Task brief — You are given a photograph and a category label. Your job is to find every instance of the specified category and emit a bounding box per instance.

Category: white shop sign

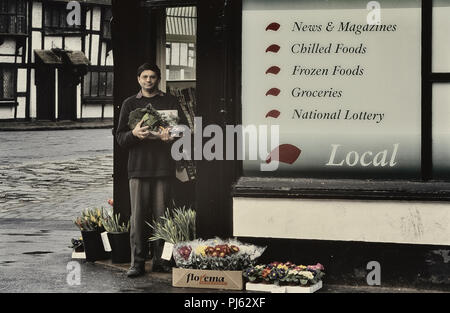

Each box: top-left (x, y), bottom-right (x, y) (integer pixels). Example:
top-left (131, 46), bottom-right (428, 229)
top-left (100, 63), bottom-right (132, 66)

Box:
top-left (242, 0), bottom-right (421, 179)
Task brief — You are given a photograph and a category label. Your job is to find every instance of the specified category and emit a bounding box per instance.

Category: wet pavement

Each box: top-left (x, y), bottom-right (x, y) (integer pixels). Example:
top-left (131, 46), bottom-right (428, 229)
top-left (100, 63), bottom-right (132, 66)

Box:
top-left (0, 129), bottom-right (113, 219)
top-left (0, 129), bottom-right (117, 292)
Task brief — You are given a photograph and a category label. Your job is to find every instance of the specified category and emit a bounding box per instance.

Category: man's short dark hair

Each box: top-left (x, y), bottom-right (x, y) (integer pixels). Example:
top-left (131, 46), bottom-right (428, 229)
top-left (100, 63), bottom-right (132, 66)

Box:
top-left (137, 63), bottom-right (161, 79)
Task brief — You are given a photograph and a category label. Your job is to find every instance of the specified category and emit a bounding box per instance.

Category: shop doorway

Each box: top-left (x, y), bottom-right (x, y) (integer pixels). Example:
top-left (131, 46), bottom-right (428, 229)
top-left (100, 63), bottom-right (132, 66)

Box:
top-left (162, 6), bottom-right (197, 209)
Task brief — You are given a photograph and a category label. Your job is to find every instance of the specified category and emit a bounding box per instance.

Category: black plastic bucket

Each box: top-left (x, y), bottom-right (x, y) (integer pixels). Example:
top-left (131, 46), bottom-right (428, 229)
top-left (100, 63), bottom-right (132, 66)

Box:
top-left (107, 232), bottom-right (131, 263)
top-left (81, 230), bottom-right (109, 262)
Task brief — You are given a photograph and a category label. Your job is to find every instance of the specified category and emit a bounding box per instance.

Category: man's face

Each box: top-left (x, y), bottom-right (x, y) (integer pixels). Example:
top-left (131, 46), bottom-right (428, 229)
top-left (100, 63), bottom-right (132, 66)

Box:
top-left (138, 70), bottom-right (160, 92)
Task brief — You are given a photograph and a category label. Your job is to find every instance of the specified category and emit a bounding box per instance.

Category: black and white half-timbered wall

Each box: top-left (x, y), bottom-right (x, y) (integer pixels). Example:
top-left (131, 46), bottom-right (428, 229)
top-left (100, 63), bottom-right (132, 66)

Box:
top-left (0, 0), bottom-right (113, 121)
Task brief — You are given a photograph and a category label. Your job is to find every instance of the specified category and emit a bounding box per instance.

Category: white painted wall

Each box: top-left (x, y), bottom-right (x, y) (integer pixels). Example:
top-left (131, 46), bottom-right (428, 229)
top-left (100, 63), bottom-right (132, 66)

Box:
top-left (55, 69), bottom-right (59, 119)
top-left (233, 197), bottom-right (450, 246)
top-left (0, 107), bottom-right (14, 119)
top-left (85, 35), bottom-right (91, 62)
top-left (0, 56), bottom-right (15, 62)
top-left (30, 69), bottom-right (36, 118)
top-left (32, 2), bottom-right (42, 28)
top-left (17, 69), bottom-right (27, 93)
top-left (0, 39), bottom-right (16, 54)
top-left (17, 97), bottom-right (26, 119)
top-left (92, 8), bottom-right (101, 31)
top-left (82, 104), bottom-right (102, 118)
top-left (44, 37), bottom-right (63, 50)
top-left (77, 84), bottom-right (81, 119)
top-left (31, 31), bottom-right (42, 62)
top-left (90, 35), bottom-right (100, 65)
top-left (65, 37), bottom-right (82, 51)
top-left (101, 43), bottom-right (106, 66)
top-left (103, 104), bottom-right (113, 118)
top-left (86, 9), bottom-right (92, 30)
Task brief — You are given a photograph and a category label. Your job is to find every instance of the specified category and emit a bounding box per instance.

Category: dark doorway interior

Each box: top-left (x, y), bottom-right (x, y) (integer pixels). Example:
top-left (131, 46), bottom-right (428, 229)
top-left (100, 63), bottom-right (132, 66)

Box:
top-left (58, 68), bottom-right (77, 120)
top-left (36, 66), bottom-right (56, 121)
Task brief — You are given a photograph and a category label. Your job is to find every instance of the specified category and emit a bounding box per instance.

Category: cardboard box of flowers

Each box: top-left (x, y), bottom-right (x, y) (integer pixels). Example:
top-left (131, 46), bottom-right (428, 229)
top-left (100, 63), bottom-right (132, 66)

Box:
top-left (243, 262), bottom-right (325, 293)
top-left (171, 238), bottom-right (266, 290)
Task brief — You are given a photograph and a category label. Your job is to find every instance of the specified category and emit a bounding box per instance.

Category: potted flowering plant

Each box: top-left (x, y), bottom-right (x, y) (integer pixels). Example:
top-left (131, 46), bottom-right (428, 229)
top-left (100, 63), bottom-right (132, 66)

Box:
top-left (171, 238), bottom-right (266, 290)
top-left (74, 207), bottom-right (109, 262)
top-left (101, 213), bottom-right (131, 264)
top-left (243, 262), bottom-right (325, 293)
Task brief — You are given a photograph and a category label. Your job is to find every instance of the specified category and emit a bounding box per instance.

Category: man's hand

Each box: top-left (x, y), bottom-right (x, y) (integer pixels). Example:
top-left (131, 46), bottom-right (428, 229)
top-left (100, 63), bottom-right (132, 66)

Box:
top-left (160, 127), bottom-right (174, 142)
top-left (132, 119), bottom-right (150, 140)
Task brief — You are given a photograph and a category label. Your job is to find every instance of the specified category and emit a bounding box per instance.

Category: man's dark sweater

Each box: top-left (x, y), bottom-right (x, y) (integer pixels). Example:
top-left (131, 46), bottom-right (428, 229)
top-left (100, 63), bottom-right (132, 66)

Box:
top-left (116, 91), bottom-right (186, 179)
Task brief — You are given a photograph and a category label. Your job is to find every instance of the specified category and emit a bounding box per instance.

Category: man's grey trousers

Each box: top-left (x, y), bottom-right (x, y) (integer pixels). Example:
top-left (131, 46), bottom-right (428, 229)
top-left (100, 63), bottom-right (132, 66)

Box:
top-left (129, 177), bottom-right (171, 268)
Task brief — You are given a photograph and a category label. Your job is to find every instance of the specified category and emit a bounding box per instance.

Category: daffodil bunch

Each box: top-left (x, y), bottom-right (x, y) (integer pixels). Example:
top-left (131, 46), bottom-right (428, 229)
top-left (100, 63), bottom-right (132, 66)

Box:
top-left (74, 207), bottom-right (108, 232)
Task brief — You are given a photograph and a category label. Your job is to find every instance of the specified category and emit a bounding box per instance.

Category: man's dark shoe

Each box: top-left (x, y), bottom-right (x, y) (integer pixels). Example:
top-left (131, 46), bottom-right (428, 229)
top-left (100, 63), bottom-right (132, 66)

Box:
top-left (127, 266), bottom-right (145, 278)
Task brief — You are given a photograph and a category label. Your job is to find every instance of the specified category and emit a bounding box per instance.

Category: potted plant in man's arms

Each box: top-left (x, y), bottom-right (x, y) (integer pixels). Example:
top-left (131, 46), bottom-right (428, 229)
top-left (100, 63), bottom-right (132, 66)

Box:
top-left (74, 208), bottom-right (109, 262)
top-left (102, 213), bottom-right (131, 264)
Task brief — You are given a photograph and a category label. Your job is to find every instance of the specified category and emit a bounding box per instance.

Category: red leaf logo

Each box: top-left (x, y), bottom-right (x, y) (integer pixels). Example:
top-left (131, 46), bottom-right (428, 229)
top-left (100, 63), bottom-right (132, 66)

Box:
top-left (265, 110), bottom-right (281, 118)
top-left (266, 22), bottom-right (280, 31)
top-left (266, 144), bottom-right (301, 164)
top-left (265, 66), bottom-right (281, 75)
top-left (266, 88), bottom-right (281, 96)
top-left (265, 44), bottom-right (281, 53)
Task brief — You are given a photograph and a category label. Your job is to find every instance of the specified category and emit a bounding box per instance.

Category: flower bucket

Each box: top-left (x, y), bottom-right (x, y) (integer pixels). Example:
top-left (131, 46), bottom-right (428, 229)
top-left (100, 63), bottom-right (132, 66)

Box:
top-left (107, 232), bottom-right (131, 263)
top-left (81, 230), bottom-right (109, 262)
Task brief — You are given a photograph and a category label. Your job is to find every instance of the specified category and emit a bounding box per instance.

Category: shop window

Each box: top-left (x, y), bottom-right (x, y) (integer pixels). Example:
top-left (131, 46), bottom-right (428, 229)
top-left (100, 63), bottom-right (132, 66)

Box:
top-left (432, 0), bottom-right (450, 72)
top-left (83, 70), bottom-right (114, 100)
top-left (44, 2), bottom-right (84, 35)
top-left (0, 0), bottom-right (27, 35)
top-left (0, 67), bottom-right (15, 100)
top-left (242, 0), bottom-right (423, 179)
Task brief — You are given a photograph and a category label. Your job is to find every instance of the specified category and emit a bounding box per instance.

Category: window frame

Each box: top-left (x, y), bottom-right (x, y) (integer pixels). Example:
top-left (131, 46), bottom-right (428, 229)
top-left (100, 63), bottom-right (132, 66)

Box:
top-left (82, 66), bottom-right (114, 105)
top-left (0, 65), bottom-right (16, 103)
top-left (166, 41), bottom-right (196, 81)
top-left (232, 0), bottom-right (450, 202)
top-left (43, 1), bottom-right (85, 36)
top-left (0, 0), bottom-right (27, 36)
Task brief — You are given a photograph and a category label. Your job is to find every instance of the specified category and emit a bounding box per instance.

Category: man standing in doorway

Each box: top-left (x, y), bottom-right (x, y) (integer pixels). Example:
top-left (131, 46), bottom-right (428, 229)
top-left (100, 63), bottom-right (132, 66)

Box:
top-left (116, 63), bottom-right (185, 277)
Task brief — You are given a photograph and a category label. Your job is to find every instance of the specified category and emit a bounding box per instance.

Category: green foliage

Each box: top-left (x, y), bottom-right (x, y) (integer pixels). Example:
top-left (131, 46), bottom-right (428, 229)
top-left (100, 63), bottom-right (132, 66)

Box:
top-left (146, 206), bottom-right (196, 244)
top-left (128, 103), bottom-right (179, 131)
top-left (101, 213), bottom-right (130, 233)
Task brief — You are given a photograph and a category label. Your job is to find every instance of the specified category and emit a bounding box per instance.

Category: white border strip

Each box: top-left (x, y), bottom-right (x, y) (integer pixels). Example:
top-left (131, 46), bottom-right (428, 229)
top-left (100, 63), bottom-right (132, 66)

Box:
top-left (233, 197), bottom-right (450, 245)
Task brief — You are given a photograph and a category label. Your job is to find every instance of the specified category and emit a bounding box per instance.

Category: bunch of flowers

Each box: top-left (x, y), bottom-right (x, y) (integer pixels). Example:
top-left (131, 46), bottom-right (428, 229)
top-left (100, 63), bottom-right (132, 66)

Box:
top-left (203, 244), bottom-right (240, 258)
top-left (74, 207), bottom-right (108, 232)
top-left (173, 238), bottom-right (266, 271)
top-left (243, 262), bottom-right (325, 286)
